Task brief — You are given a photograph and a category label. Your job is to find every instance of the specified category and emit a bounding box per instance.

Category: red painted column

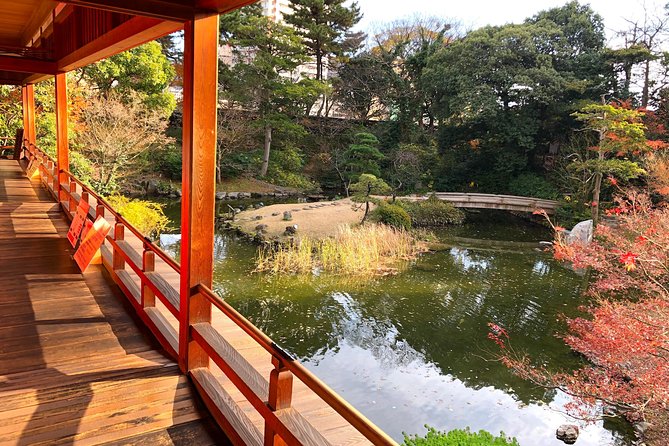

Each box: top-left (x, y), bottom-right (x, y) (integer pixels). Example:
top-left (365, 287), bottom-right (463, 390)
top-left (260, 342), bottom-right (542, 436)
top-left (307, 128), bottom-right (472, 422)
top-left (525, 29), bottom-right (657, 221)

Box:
top-left (55, 73), bottom-right (69, 202)
top-left (24, 84), bottom-right (36, 145)
top-left (179, 15), bottom-right (219, 372)
top-left (21, 85), bottom-right (36, 160)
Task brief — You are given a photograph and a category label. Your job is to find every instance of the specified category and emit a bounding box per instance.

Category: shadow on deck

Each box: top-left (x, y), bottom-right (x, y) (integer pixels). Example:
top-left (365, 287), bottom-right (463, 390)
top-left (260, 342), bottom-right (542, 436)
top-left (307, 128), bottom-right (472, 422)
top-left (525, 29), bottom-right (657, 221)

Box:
top-left (0, 159), bottom-right (227, 445)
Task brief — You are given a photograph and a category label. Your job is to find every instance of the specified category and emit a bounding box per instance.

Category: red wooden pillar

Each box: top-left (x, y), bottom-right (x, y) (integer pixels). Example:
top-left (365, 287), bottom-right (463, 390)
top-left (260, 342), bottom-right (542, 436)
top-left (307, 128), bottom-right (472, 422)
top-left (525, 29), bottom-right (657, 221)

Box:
top-left (179, 15), bottom-right (219, 373)
top-left (23, 85), bottom-right (36, 145)
top-left (55, 73), bottom-right (69, 202)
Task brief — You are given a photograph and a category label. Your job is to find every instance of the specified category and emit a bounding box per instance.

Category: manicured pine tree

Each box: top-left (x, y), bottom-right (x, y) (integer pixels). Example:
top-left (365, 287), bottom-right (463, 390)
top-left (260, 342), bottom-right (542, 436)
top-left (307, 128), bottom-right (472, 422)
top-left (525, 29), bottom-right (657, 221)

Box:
top-left (284, 0), bottom-right (362, 82)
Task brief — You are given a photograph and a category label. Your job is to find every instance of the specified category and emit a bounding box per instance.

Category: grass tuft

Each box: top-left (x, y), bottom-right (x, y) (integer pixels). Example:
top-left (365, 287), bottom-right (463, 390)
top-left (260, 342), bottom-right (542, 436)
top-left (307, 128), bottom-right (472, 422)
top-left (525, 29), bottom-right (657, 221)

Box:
top-left (255, 224), bottom-right (427, 276)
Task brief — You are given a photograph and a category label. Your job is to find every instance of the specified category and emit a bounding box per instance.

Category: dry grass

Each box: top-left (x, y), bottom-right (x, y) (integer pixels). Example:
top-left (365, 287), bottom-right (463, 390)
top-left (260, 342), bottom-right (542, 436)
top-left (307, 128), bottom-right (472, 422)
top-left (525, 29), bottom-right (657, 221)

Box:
top-left (255, 224), bottom-right (427, 276)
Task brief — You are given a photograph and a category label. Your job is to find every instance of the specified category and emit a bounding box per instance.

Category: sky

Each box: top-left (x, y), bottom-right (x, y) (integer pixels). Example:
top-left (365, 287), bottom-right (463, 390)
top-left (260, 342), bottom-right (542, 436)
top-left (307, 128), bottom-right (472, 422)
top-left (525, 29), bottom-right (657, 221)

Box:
top-left (355, 0), bottom-right (666, 42)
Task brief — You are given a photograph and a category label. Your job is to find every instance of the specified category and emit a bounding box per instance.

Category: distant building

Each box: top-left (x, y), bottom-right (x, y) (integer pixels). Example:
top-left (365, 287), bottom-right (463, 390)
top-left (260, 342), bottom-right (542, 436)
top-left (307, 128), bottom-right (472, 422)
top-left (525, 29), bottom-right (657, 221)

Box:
top-left (260, 0), bottom-right (292, 23)
top-left (220, 0), bottom-right (343, 117)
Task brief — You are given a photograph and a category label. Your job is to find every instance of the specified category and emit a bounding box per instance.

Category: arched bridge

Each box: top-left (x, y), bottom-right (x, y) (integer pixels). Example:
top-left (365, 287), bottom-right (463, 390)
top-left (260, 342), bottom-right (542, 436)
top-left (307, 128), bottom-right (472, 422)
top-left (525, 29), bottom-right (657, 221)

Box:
top-left (409, 193), bottom-right (559, 214)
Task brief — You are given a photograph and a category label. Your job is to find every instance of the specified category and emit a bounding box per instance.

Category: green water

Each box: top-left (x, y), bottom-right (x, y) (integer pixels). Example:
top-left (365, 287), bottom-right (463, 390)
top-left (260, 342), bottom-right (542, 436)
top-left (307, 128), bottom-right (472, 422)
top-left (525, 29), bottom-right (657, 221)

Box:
top-left (160, 202), bottom-right (633, 445)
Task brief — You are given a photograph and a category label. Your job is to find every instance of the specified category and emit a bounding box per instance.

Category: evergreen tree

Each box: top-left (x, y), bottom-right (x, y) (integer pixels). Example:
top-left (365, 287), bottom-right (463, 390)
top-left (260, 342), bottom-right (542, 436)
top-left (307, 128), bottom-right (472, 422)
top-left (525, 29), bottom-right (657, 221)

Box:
top-left (284, 0), bottom-right (362, 82)
top-left (219, 5), bottom-right (325, 177)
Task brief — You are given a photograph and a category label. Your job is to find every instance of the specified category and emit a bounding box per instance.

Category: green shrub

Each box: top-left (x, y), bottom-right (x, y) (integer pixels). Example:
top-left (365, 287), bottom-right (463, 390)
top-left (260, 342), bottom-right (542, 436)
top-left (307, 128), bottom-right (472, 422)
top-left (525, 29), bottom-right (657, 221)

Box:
top-left (403, 426), bottom-right (520, 446)
top-left (69, 151), bottom-right (94, 186)
top-left (106, 195), bottom-right (170, 238)
top-left (398, 195), bottom-right (465, 226)
top-left (156, 144), bottom-right (182, 180)
top-left (508, 173), bottom-right (558, 200)
top-left (374, 203), bottom-right (412, 230)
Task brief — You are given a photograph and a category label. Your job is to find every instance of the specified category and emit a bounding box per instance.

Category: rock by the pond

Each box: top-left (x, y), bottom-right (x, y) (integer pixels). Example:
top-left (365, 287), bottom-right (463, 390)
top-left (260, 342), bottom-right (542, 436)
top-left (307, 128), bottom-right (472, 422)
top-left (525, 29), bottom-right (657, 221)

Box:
top-left (283, 211), bottom-right (292, 221)
top-left (227, 192), bottom-right (239, 199)
top-left (255, 224), bottom-right (268, 232)
top-left (215, 192), bottom-right (226, 200)
top-left (556, 424), bottom-right (579, 444)
top-left (272, 212), bottom-right (280, 217)
top-left (238, 192), bottom-right (251, 199)
top-left (567, 219), bottom-right (593, 245)
top-left (634, 421), bottom-right (652, 435)
top-left (143, 179), bottom-right (159, 195)
top-left (233, 208), bottom-right (241, 214)
top-left (284, 224), bottom-right (298, 235)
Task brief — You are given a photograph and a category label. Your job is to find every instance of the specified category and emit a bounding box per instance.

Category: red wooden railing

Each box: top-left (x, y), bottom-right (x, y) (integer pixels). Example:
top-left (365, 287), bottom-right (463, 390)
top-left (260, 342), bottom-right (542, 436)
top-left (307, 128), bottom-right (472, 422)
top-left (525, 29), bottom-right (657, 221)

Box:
top-left (21, 139), bottom-right (397, 446)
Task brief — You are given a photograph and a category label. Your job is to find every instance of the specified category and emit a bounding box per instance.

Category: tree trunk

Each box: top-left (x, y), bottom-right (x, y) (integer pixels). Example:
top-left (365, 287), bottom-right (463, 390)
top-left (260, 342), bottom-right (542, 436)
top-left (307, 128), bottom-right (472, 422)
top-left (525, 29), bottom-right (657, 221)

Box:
top-left (260, 124), bottom-right (272, 177)
top-left (592, 168), bottom-right (603, 226)
top-left (642, 58), bottom-right (651, 107)
top-left (316, 51), bottom-right (323, 81)
top-left (592, 122), bottom-right (606, 225)
top-left (361, 183), bottom-right (372, 224)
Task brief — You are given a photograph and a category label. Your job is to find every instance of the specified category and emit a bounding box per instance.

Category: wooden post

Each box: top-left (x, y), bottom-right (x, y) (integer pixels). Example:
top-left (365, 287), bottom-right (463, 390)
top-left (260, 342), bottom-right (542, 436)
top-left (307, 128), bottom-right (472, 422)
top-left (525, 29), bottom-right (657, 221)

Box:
top-left (55, 73), bottom-right (69, 203)
top-left (113, 222), bottom-right (125, 271)
top-left (142, 249), bottom-right (155, 308)
top-left (69, 180), bottom-right (77, 212)
top-left (179, 15), bottom-right (219, 373)
top-left (265, 357), bottom-right (294, 446)
top-left (96, 202), bottom-right (105, 219)
top-left (21, 86), bottom-right (35, 148)
top-left (26, 86), bottom-right (35, 146)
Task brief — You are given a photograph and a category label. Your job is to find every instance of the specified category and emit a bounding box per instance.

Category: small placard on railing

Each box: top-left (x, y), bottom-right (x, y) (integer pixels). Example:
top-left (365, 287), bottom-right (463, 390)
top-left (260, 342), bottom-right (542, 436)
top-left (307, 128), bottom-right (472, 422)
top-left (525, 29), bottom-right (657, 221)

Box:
top-left (67, 200), bottom-right (91, 247)
top-left (74, 216), bottom-right (111, 272)
top-left (26, 159), bottom-right (38, 179)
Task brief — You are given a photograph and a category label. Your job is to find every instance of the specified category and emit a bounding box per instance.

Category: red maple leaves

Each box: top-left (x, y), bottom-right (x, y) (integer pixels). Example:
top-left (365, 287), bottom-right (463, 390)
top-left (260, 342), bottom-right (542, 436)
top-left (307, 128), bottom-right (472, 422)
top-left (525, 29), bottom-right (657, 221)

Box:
top-left (493, 190), bottom-right (669, 426)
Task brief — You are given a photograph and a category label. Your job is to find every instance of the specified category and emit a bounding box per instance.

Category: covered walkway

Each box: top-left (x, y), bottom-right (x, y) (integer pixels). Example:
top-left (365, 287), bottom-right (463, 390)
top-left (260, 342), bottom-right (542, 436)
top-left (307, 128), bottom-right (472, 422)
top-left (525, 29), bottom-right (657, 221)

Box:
top-left (0, 159), bottom-right (223, 445)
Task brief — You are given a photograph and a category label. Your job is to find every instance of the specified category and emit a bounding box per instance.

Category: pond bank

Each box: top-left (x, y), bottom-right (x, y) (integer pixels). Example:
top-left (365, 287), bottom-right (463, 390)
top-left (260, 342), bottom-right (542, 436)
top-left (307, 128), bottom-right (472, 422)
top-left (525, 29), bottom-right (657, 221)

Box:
top-left (231, 198), bottom-right (372, 241)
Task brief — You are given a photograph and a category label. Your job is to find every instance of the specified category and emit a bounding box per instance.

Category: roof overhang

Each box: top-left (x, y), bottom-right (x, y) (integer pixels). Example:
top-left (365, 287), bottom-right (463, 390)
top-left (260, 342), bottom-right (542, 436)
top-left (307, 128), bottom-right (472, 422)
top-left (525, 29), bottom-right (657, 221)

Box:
top-left (0, 0), bottom-right (256, 85)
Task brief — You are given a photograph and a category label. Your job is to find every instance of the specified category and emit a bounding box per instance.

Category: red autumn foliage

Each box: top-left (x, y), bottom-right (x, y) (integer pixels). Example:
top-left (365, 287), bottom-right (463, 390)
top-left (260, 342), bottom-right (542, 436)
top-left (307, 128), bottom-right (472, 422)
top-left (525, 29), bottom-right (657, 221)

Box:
top-left (494, 190), bottom-right (669, 427)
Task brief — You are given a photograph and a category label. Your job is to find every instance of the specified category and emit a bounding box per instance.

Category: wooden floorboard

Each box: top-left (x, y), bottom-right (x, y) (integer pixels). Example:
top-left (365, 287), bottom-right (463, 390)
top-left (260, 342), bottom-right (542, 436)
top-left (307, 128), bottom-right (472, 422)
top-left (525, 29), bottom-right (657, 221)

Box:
top-left (0, 160), bottom-right (226, 446)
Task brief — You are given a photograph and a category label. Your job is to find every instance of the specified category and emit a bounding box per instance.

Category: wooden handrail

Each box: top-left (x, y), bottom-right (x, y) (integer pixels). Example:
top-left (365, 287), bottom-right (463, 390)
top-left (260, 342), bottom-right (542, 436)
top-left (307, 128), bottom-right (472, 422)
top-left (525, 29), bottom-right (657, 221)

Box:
top-left (60, 168), bottom-right (180, 273)
top-left (196, 283), bottom-right (397, 446)
top-left (26, 141), bottom-right (397, 446)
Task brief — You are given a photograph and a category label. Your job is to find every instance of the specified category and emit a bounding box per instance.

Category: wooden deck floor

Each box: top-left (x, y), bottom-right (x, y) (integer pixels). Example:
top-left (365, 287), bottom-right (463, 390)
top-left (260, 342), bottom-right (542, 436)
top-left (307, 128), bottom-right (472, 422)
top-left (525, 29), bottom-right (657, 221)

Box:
top-left (0, 160), bottom-right (226, 445)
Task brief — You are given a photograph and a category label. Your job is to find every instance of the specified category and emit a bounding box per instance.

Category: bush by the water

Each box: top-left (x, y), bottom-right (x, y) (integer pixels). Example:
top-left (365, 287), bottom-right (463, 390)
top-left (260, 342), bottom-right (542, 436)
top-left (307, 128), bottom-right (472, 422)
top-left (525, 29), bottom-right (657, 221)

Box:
top-left (105, 195), bottom-right (170, 238)
top-left (255, 224), bottom-right (427, 276)
top-left (507, 173), bottom-right (558, 200)
top-left (373, 203), bottom-right (412, 230)
top-left (402, 426), bottom-right (519, 446)
top-left (398, 195), bottom-right (465, 226)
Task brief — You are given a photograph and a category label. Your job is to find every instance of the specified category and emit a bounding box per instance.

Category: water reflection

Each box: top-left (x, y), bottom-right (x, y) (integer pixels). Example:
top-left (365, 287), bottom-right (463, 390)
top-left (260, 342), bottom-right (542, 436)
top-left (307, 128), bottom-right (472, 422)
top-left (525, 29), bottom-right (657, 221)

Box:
top-left (158, 204), bottom-right (632, 444)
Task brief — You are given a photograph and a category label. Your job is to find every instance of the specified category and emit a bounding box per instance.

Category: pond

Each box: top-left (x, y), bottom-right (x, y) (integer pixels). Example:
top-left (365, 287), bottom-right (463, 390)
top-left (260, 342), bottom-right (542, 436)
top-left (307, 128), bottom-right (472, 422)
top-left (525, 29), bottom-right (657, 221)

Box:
top-left (159, 200), bottom-right (633, 445)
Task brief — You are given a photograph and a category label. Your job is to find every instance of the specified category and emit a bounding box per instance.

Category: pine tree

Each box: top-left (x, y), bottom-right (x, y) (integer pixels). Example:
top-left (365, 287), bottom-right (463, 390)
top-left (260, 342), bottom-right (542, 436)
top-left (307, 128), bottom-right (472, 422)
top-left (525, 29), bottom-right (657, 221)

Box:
top-left (284, 0), bottom-right (362, 82)
top-left (219, 5), bottom-right (325, 177)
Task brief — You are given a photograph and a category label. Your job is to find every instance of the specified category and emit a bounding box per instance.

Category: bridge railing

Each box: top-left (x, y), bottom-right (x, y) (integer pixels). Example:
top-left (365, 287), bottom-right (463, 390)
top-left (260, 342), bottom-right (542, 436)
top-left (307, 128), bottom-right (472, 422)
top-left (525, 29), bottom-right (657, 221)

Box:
top-left (402, 192), bottom-right (558, 213)
top-left (21, 139), bottom-right (396, 446)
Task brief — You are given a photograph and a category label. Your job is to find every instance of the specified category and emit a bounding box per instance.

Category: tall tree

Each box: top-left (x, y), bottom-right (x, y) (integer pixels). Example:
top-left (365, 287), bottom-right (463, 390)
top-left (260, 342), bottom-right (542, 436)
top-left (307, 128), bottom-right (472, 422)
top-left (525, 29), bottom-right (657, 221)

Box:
top-left (284, 0), bottom-right (362, 82)
top-left (424, 3), bottom-right (608, 191)
top-left (219, 6), bottom-right (324, 177)
top-left (571, 103), bottom-right (649, 224)
top-left (614, 3), bottom-right (669, 107)
top-left (81, 41), bottom-right (176, 117)
top-left (0, 86), bottom-right (23, 138)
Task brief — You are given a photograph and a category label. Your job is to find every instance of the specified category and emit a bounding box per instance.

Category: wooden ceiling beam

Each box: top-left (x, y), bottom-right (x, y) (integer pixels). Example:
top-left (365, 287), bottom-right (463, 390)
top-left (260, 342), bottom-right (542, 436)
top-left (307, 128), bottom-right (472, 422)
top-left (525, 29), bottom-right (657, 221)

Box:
top-left (55, 0), bottom-right (259, 21)
top-left (55, 0), bottom-right (199, 21)
top-left (0, 55), bottom-right (56, 74)
top-left (57, 16), bottom-right (182, 72)
top-left (23, 73), bottom-right (53, 85)
top-left (195, 0), bottom-right (258, 15)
